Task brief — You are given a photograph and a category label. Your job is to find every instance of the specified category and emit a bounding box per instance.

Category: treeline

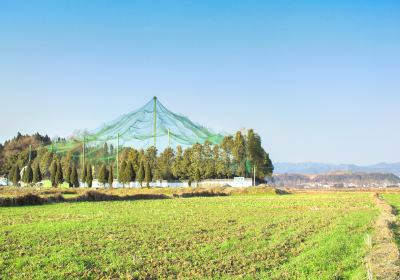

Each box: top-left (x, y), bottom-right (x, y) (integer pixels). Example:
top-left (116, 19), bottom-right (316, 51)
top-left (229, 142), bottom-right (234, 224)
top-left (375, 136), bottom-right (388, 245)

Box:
top-left (4, 129), bottom-right (273, 187)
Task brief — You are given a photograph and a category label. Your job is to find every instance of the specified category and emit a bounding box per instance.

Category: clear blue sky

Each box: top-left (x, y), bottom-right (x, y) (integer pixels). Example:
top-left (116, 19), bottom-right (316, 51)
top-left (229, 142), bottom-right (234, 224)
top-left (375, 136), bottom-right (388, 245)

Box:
top-left (0, 0), bottom-right (399, 165)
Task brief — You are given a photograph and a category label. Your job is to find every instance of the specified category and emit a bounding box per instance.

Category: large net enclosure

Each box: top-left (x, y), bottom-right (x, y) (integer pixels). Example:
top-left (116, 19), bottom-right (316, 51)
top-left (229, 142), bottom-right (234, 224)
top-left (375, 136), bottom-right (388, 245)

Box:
top-left (48, 97), bottom-right (225, 166)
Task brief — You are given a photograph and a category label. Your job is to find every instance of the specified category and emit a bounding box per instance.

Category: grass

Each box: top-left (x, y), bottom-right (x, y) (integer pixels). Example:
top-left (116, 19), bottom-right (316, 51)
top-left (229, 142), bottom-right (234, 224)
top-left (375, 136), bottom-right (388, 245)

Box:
top-left (0, 192), bottom-right (378, 279)
top-left (381, 194), bottom-right (400, 246)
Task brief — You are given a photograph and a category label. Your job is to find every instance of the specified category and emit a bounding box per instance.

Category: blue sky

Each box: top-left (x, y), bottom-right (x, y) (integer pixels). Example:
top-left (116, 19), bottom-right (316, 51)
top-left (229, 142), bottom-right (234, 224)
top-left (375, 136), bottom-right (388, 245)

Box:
top-left (0, 0), bottom-right (399, 164)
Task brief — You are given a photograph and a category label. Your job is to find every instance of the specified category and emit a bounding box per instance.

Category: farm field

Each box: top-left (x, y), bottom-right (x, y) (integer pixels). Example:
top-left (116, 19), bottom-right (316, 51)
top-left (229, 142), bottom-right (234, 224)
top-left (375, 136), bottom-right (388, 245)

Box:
top-left (0, 192), bottom-right (379, 279)
top-left (381, 194), bottom-right (400, 247)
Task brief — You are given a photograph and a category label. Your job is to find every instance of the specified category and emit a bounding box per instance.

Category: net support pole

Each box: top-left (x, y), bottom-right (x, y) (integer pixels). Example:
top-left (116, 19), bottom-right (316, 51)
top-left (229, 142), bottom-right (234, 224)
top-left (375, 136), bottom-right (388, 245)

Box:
top-left (82, 137), bottom-right (86, 169)
top-left (28, 144), bottom-right (32, 162)
top-left (253, 164), bottom-right (256, 186)
top-left (116, 133), bottom-right (119, 181)
top-left (153, 96), bottom-right (157, 148)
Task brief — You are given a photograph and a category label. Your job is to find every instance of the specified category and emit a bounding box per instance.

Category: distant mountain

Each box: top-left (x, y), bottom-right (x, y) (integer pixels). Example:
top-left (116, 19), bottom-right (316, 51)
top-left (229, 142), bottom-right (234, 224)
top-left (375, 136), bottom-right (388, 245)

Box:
top-left (274, 162), bottom-right (400, 176)
top-left (272, 172), bottom-right (400, 188)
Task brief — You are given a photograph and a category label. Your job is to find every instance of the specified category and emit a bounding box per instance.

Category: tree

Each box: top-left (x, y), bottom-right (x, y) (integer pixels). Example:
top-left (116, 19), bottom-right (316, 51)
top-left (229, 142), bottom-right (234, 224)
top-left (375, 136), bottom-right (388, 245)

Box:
top-left (125, 161), bottom-right (136, 183)
top-left (172, 146), bottom-right (183, 180)
top-left (108, 164), bottom-right (114, 188)
top-left (86, 164), bottom-right (93, 188)
top-left (145, 161), bottom-right (152, 187)
top-left (22, 162), bottom-right (33, 184)
top-left (50, 160), bottom-right (57, 187)
top-left (55, 162), bottom-right (64, 187)
top-left (232, 131), bottom-right (246, 177)
top-left (157, 147), bottom-right (175, 180)
top-left (137, 160), bottom-right (145, 187)
top-left (12, 164), bottom-right (21, 186)
top-left (70, 164), bottom-right (79, 188)
top-left (81, 164), bottom-right (87, 187)
top-left (8, 165), bottom-right (16, 184)
top-left (119, 161), bottom-right (127, 186)
top-left (109, 144), bottom-right (114, 159)
top-left (202, 141), bottom-right (214, 179)
top-left (65, 164), bottom-right (72, 188)
top-left (103, 142), bottom-right (109, 163)
top-left (213, 145), bottom-right (225, 179)
top-left (39, 150), bottom-right (53, 179)
top-left (189, 143), bottom-right (203, 183)
top-left (32, 163), bottom-right (42, 184)
top-left (98, 164), bottom-right (108, 187)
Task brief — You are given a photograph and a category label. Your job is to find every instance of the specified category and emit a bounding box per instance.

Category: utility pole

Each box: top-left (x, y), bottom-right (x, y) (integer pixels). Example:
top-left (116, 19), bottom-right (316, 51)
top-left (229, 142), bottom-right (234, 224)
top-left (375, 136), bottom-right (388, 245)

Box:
top-left (154, 96), bottom-right (157, 148)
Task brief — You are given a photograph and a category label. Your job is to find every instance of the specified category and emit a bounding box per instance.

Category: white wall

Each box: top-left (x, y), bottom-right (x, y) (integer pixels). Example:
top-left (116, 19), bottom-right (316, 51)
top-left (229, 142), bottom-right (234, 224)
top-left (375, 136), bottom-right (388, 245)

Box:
top-left (89, 178), bottom-right (253, 189)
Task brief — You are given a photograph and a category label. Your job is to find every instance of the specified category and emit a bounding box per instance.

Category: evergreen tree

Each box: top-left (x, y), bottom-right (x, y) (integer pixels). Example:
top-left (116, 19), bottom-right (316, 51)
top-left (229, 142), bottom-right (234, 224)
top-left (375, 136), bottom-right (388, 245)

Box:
top-left (157, 147), bottom-right (175, 180)
top-left (232, 131), bottom-right (246, 177)
top-left (70, 164), bottom-right (79, 188)
top-left (213, 145), bottom-right (225, 179)
top-left (202, 141), bottom-right (214, 179)
top-left (86, 164), bottom-right (93, 188)
top-left (108, 164), bottom-right (114, 188)
top-left (103, 143), bottom-right (109, 163)
top-left (65, 164), bottom-right (72, 188)
top-left (126, 161), bottom-right (136, 183)
top-left (145, 161), bottom-right (152, 187)
top-left (109, 144), bottom-right (114, 158)
top-left (55, 162), bottom-right (64, 187)
top-left (8, 165), bottom-right (16, 184)
top-left (32, 163), bottom-right (42, 184)
top-left (39, 150), bottom-right (53, 179)
top-left (22, 162), bottom-right (33, 184)
top-left (12, 164), bottom-right (21, 186)
top-left (137, 160), bottom-right (145, 187)
top-left (172, 146), bottom-right (183, 180)
top-left (119, 161), bottom-right (127, 186)
top-left (50, 160), bottom-right (57, 187)
top-left (81, 164), bottom-right (87, 186)
top-left (98, 164), bottom-right (108, 187)
top-left (189, 143), bottom-right (203, 182)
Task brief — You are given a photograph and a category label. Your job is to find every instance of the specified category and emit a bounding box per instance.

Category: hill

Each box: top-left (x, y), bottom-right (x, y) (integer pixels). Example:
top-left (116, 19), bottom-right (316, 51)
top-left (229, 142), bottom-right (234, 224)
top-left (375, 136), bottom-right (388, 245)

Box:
top-left (274, 162), bottom-right (400, 176)
top-left (273, 172), bottom-right (400, 188)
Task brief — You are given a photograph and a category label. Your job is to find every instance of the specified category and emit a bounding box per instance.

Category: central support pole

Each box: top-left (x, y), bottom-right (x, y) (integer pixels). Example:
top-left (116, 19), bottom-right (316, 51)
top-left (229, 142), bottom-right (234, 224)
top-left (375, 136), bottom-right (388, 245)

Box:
top-left (153, 96), bottom-right (157, 148)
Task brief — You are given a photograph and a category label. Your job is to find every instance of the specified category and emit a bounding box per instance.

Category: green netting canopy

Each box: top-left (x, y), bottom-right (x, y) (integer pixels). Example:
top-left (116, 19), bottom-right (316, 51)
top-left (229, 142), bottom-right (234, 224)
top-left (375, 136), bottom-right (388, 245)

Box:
top-left (48, 97), bottom-right (225, 162)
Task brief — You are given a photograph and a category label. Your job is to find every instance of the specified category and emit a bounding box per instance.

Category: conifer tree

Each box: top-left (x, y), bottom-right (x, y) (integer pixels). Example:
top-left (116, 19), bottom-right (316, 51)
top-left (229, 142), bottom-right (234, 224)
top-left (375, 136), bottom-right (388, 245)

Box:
top-left (108, 164), bottom-right (114, 188)
top-left (55, 162), bottom-right (64, 187)
top-left (98, 164), bottom-right (108, 187)
top-left (126, 161), bottom-right (136, 183)
top-left (119, 161), bottom-right (127, 186)
top-left (232, 131), bottom-right (246, 177)
top-left (8, 165), bottom-right (16, 184)
top-left (50, 160), bottom-right (57, 187)
top-left (145, 161), bottom-right (152, 187)
top-left (137, 160), bottom-right (145, 187)
top-left (81, 164), bottom-right (87, 187)
top-left (86, 164), bottom-right (93, 188)
top-left (22, 162), bottom-right (33, 184)
top-left (12, 164), bottom-right (21, 186)
top-left (65, 164), bottom-right (72, 188)
top-left (32, 163), bottom-right (42, 184)
top-left (70, 164), bottom-right (79, 188)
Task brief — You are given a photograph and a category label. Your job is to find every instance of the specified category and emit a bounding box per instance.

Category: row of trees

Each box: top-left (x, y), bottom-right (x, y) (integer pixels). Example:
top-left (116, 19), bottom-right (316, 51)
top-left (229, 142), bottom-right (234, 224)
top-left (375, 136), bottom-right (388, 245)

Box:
top-left (4, 129), bottom-right (274, 187)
